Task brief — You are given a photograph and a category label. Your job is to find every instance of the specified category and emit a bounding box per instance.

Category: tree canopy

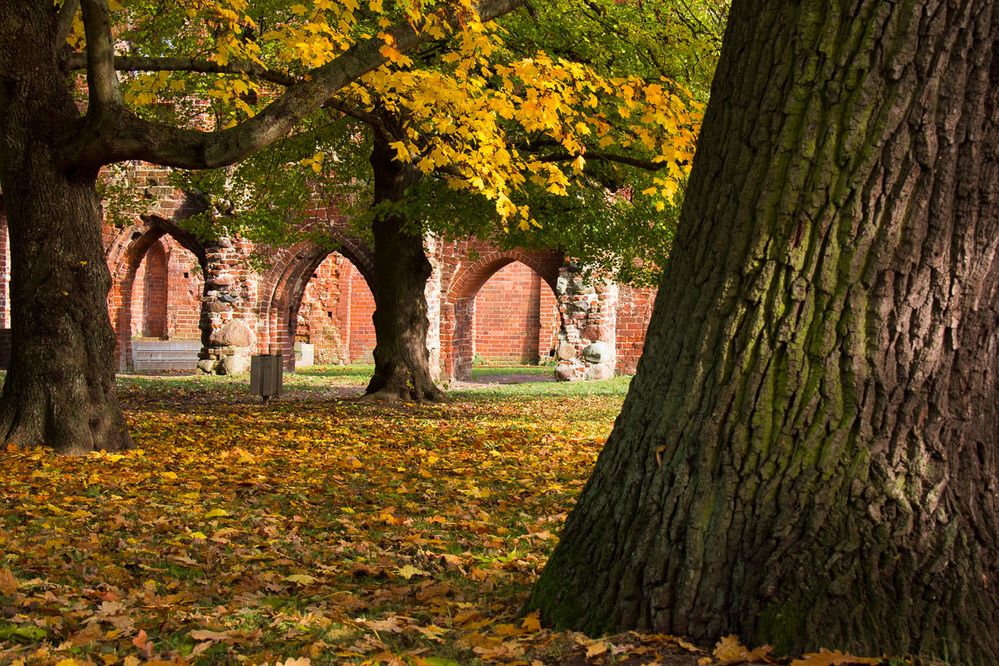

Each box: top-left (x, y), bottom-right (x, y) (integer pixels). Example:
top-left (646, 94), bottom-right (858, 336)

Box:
top-left (90, 0), bottom-right (723, 284)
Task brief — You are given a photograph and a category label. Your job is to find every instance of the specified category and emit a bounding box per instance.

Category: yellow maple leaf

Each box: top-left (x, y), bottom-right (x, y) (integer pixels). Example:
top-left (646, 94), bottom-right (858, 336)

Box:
top-left (395, 564), bottom-right (429, 579)
top-left (520, 611), bottom-right (541, 632)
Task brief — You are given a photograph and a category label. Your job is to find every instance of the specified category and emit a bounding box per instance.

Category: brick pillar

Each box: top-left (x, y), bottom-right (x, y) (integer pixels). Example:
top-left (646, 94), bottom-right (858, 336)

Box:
top-left (554, 264), bottom-right (618, 381)
top-left (451, 297), bottom-right (475, 380)
top-left (425, 233), bottom-right (443, 381)
top-left (198, 236), bottom-right (258, 374)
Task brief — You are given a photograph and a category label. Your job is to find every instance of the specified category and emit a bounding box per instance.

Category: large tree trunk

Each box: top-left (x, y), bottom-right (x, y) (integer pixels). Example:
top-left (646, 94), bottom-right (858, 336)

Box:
top-left (530, 1), bottom-right (999, 663)
top-left (364, 136), bottom-right (445, 402)
top-left (0, 5), bottom-right (132, 453)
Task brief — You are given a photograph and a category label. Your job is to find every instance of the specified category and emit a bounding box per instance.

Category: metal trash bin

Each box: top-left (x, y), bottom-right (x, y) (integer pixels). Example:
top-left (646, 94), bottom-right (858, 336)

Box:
top-left (250, 354), bottom-right (283, 403)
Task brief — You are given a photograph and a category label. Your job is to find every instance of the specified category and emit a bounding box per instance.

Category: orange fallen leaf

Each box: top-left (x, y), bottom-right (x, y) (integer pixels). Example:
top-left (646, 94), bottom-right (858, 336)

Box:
top-left (714, 634), bottom-right (774, 664)
top-left (132, 629), bottom-right (154, 659)
top-left (0, 568), bottom-right (17, 595)
top-left (791, 648), bottom-right (881, 666)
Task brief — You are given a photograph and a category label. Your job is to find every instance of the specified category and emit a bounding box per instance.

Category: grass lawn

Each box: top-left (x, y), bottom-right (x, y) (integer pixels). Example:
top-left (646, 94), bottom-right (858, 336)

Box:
top-left (0, 368), bottom-right (885, 665)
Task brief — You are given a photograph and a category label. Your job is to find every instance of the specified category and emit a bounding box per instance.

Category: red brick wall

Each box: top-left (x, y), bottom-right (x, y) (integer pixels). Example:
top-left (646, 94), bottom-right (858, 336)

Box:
top-left (346, 262), bottom-right (376, 363)
top-left (473, 262), bottom-right (558, 364)
top-left (128, 237), bottom-right (202, 340)
top-left (538, 282), bottom-right (559, 362)
top-left (297, 253), bottom-right (347, 363)
top-left (164, 239), bottom-right (203, 339)
top-left (131, 240), bottom-right (167, 338)
top-left (615, 284), bottom-right (657, 374)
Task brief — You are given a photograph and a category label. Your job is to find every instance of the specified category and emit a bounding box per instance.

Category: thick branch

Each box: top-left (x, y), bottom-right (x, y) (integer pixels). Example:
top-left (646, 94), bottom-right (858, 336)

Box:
top-left (539, 150), bottom-right (671, 171)
top-left (66, 54), bottom-right (301, 87)
top-left (80, 0), bottom-right (122, 117)
top-left (65, 54), bottom-right (384, 125)
top-left (56, 0), bottom-right (80, 48)
top-left (76, 0), bottom-right (524, 170)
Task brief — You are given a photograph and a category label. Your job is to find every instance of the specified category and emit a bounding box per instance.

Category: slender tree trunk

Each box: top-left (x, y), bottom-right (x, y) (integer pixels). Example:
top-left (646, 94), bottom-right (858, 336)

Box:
top-left (530, 1), bottom-right (999, 664)
top-left (0, 6), bottom-right (132, 453)
top-left (364, 136), bottom-right (445, 402)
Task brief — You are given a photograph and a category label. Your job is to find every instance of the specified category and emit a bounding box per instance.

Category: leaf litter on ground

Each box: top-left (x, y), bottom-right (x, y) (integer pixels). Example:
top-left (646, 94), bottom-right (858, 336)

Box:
top-left (0, 370), bottom-right (895, 665)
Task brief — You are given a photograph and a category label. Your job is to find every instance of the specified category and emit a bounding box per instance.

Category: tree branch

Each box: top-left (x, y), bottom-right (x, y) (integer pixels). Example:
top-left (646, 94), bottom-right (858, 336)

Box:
top-left (75, 0), bottom-right (524, 170)
top-left (539, 150), bottom-right (672, 171)
top-left (66, 54), bottom-right (301, 87)
top-left (80, 0), bottom-right (122, 117)
top-left (55, 0), bottom-right (80, 48)
top-left (65, 54), bottom-right (385, 125)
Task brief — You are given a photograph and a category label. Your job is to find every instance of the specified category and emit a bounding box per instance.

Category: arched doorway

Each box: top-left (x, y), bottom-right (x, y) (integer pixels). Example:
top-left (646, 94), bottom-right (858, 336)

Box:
top-left (296, 252), bottom-right (376, 365)
top-left (108, 221), bottom-right (206, 372)
top-left (473, 261), bottom-right (559, 365)
top-left (443, 249), bottom-right (563, 380)
top-left (256, 236), bottom-right (375, 370)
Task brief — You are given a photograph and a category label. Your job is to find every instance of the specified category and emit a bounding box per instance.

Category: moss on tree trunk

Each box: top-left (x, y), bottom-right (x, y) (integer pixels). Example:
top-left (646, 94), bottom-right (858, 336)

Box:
top-left (529, 1), bottom-right (999, 663)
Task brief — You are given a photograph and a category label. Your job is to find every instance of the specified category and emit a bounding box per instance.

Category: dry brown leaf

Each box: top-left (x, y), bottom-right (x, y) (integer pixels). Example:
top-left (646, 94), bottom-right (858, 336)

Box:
top-left (356, 616), bottom-right (407, 633)
top-left (188, 629), bottom-right (234, 641)
top-left (0, 568), bottom-right (17, 595)
top-left (586, 640), bottom-right (610, 657)
top-left (791, 648), bottom-right (881, 666)
top-left (714, 634), bottom-right (774, 664)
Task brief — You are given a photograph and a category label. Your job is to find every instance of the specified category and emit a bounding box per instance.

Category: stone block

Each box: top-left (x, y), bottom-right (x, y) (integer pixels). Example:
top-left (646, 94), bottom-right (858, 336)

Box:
top-left (210, 320), bottom-right (253, 348)
top-left (582, 341), bottom-right (612, 364)
top-left (586, 364), bottom-right (614, 381)
top-left (556, 364), bottom-right (577, 381)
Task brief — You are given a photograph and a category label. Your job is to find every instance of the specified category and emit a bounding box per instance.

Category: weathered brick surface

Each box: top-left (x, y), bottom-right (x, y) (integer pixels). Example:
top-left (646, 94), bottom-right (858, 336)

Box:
top-left (615, 284), bottom-right (657, 375)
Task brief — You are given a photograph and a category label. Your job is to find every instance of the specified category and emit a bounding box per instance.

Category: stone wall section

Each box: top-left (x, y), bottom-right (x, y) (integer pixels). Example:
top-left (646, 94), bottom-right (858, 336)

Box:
top-left (554, 265), bottom-right (618, 381)
top-left (199, 236), bottom-right (257, 374)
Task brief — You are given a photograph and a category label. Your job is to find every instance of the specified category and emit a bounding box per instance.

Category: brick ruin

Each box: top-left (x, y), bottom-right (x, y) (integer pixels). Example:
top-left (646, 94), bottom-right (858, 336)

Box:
top-left (0, 168), bottom-right (658, 381)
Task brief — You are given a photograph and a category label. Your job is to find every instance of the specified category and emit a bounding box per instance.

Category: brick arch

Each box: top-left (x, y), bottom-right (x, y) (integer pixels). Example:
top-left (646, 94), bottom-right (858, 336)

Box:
top-left (107, 219), bottom-right (207, 371)
top-left (255, 235), bottom-right (374, 370)
top-left (443, 249), bottom-right (564, 380)
top-left (447, 250), bottom-right (562, 302)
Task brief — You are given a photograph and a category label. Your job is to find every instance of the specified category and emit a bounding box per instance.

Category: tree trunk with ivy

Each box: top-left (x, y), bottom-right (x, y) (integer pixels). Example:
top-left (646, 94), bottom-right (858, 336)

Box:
top-left (530, 1), bottom-right (999, 663)
top-left (364, 136), bottom-right (445, 402)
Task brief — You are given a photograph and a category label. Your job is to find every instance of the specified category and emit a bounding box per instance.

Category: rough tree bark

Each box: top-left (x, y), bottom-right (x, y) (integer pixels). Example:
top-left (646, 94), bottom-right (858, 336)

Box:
top-left (530, 1), bottom-right (999, 663)
top-left (364, 136), bottom-right (446, 402)
top-left (0, 6), bottom-right (131, 453)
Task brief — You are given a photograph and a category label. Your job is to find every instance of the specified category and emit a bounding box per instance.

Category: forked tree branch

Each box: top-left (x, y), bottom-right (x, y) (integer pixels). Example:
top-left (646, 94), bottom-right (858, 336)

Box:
top-left (72, 0), bottom-right (524, 169)
top-left (64, 54), bottom-right (384, 126)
